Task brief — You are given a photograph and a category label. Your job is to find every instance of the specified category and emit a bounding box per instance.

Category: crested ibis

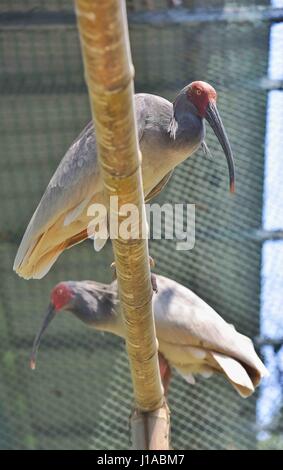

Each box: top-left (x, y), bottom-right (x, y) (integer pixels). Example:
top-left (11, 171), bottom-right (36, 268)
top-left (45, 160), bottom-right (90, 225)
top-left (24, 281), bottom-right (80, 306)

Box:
top-left (14, 81), bottom-right (235, 280)
top-left (30, 275), bottom-right (267, 398)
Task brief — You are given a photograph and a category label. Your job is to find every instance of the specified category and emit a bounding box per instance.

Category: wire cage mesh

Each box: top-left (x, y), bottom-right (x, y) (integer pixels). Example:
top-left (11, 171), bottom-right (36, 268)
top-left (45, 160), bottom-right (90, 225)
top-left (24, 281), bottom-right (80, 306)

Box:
top-left (0, 0), bottom-right (282, 450)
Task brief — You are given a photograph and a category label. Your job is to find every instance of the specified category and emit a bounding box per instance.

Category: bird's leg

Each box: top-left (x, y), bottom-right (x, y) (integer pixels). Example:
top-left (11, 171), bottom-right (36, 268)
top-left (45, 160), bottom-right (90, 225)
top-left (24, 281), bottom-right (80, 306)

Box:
top-left (158, 352), bottom-right (172, 396)
top-left (201, 141), bottom-right (213, 159)
top-left (151, 274), bottom-right (158, 294)
top-left (111, 255), bottom-right (158, 294)
top-left (149, 256), bottom-right (158, 294)
top-left (110, 261), bottom-right (117, 281)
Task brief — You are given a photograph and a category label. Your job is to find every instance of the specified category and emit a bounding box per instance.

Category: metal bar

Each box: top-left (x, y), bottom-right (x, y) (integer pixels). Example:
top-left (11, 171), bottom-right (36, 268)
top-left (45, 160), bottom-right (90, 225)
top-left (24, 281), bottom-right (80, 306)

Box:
top-left (0, 78), bottom-right (270, 95)
top-left (251, 229), bottom-right (283, 242)
top-left (4, 227), bottom-right (283, 246)
top-left (255, 336), bottom-right (283, 348)
top-left (0, 6), bottom-right (283, 30)
top-left (260, 78), bottom-right (283, 91)
top-left (128, 6), bottom-right (283, 26)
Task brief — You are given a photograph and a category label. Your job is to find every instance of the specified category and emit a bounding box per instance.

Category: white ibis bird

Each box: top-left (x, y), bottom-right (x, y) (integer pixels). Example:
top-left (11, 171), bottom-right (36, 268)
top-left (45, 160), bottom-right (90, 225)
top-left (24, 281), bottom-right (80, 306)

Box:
top-left (30, 275), bottom-right (267, 398)
top-left (14, 81), bottom-right (235, 280)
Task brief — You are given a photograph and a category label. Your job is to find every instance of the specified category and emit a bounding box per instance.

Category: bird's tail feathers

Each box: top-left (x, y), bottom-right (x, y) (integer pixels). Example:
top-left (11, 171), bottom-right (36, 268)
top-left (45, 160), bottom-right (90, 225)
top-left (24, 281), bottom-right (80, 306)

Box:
top-left (14, 227), bottom-right (88, 279)
top-left (13, 210), bottom-right (40, 273)
top-left (210, 351), bottom-right (256, 398)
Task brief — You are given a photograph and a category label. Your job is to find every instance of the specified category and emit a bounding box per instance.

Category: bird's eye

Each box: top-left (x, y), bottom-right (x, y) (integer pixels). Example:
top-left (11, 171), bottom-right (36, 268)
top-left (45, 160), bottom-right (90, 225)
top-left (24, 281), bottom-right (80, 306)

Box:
top-left (196, 89), bottom-right (202, 95)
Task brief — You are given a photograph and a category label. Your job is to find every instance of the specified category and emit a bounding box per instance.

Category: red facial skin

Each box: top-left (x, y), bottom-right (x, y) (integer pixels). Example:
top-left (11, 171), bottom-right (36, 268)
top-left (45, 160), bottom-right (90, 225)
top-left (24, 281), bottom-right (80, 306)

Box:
top-left (51, 283), bottom-right (73, 310)
top-left (187, 81), bottom-right (217, 117)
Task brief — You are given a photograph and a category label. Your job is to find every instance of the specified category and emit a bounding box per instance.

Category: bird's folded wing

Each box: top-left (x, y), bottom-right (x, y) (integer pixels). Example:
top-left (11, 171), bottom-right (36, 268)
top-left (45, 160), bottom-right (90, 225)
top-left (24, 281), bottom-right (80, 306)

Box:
top-left (154, 276), bottom-right (268, 386)
top-left (145, 171), bottom-right (173, 203)
top-left (14, 95), bottom-right (149, 275)
top-left (13, 122), bottom-right (100, 270)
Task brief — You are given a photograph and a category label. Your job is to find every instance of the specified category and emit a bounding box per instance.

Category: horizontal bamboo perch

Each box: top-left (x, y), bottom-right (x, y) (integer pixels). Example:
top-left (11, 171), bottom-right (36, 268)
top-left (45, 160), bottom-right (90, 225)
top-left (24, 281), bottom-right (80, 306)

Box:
top-left (74, 0), bottom-right (170, 449)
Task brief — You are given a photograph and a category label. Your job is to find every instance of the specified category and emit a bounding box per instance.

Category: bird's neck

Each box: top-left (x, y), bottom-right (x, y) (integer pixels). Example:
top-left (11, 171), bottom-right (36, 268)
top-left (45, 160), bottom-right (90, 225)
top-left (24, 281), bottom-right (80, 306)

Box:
top-left (70, 284), bottom-right (124, 336)
top-left (95, 284), bottom-right (124, 336)
top-left (168, 95), bottom-right (203, 142)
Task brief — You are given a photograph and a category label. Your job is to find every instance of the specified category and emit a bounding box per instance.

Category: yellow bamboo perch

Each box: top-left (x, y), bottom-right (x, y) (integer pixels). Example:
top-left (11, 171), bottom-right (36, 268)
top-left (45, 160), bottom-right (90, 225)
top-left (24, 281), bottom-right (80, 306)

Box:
top-left (74, 0), bottom-right (170, 449)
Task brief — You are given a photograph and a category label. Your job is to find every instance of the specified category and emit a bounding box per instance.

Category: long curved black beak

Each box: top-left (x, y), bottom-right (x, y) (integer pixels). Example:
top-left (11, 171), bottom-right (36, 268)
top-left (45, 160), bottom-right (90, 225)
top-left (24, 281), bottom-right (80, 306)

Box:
top-left (30, 303), bottom-right (56, 370)
top-left (205, 101), bottom-right (235, 193)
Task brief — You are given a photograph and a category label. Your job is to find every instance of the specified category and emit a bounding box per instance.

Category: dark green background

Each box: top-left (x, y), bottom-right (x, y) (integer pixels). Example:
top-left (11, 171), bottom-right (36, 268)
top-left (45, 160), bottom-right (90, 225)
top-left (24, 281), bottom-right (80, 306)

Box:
top-left (0, 0), bottom-right (276, 449)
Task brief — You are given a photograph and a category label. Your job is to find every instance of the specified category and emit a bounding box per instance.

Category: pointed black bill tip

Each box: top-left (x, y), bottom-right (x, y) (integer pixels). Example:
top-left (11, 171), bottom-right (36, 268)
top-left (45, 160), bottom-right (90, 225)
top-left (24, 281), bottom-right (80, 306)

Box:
top-left (30, 303), bottom-right (56, 370)
top-left (205, 101), bottom-right (236, 194)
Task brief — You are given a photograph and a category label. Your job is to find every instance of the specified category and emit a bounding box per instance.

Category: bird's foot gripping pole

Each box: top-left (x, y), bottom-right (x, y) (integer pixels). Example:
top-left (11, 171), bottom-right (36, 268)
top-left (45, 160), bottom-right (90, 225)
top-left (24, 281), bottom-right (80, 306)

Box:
top-left (111, 256), bottom-right (158, 294)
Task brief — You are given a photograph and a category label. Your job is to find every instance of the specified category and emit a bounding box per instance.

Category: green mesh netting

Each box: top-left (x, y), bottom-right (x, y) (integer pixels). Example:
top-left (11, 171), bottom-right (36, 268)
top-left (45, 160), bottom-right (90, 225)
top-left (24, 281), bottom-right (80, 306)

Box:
top-left (0, 0), bottom-right (282, 450)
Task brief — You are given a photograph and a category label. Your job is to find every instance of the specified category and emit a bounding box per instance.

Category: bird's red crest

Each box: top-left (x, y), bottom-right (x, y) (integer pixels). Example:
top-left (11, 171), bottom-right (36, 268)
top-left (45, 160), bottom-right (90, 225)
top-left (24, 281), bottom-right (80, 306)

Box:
top-left (51, 283), bottom-right (73, 310)
top-left (187, 81), bottom-right (217, 117)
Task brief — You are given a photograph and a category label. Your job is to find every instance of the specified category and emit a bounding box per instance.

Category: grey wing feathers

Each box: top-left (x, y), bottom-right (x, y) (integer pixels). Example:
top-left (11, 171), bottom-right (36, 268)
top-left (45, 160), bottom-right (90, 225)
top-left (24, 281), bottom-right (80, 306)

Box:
top-left (154, 276), bottom-right (268, 378)
top-left (13, 122), bottom-right (100, 269)
top-left (134, 94), bottom-right (148, 141)
top-left (145, 171), bottom-right (173, 202)
top-left (14, 95), bottom-right (149, 271)
top-left (48, 121), bottom-right (97, 188)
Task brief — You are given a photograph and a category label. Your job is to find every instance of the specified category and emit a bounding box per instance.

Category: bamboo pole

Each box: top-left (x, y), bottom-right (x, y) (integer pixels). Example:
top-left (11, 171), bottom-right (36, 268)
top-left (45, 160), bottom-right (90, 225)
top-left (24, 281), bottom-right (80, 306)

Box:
top-left (74, 0), bottom-right (170, 449)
